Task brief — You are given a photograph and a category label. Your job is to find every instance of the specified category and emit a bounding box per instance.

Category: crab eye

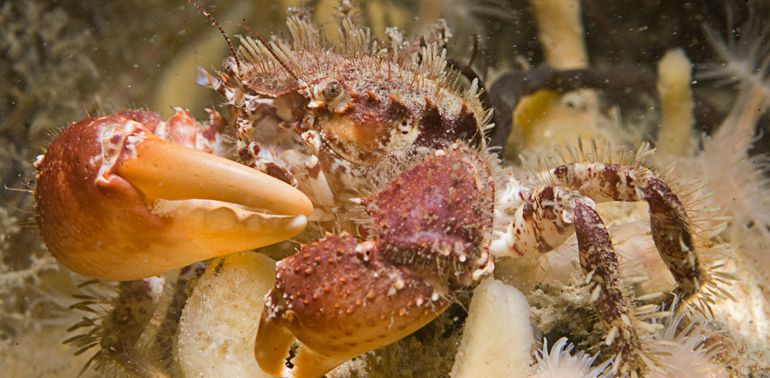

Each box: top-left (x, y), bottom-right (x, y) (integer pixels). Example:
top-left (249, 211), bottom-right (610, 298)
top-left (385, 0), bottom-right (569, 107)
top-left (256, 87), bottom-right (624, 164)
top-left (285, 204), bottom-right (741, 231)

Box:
top-left (322, 81), bottom-right (344, 101)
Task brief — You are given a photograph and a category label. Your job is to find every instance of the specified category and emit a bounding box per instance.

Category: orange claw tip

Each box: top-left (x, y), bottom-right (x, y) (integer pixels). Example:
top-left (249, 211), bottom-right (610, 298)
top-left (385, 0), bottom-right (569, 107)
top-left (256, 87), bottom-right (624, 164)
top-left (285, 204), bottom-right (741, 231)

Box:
top-left (255, 233), bottom-right (449, 377)
top-left (255, 314), bottom-right (296, 377)
top-left (34, 112), bottom-right (312, 281)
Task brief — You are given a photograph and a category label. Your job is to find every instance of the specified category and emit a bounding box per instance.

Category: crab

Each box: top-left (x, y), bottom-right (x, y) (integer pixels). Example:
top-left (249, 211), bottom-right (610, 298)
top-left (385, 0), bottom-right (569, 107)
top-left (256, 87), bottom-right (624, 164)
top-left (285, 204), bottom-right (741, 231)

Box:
top-left (33, 7), bottom-right (719, 378)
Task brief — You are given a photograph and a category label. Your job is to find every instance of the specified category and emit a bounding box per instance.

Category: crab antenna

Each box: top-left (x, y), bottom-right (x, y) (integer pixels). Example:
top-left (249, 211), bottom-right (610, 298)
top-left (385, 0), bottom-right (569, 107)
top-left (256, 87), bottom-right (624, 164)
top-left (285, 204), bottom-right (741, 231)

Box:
top-left (187, 0), bottom-right (241, 73)
top-left (241, 23), bottom-right (301, 81)
top-left (241, 24), bottom-right (301, 82)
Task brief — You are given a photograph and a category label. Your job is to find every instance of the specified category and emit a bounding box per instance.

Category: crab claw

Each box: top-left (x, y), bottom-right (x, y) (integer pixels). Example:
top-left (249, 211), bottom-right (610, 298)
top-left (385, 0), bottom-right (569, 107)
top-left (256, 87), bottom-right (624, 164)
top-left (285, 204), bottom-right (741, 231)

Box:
top-left (34, 111), bottom-right (313, 281)
top-left (255, 145), bottom-right (494, 377)
top-left (256, 233), bottom-right (451, 377)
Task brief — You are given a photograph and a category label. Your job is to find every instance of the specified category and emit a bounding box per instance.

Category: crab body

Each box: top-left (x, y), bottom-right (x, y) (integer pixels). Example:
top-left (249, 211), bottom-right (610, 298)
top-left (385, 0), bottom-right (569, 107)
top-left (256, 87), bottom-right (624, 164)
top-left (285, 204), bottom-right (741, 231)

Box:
top-left (33, 8), bottom-right (723, 378)
top-left (200, 15), bottom-right (712, 376)
top-left (198, 17), bottom-right (490, 219)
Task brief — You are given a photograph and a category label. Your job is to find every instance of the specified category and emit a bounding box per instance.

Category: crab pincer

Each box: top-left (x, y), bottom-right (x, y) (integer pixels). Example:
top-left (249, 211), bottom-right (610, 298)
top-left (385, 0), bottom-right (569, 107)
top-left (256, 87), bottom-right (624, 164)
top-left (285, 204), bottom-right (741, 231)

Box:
top-left (255, 145), bottom-right (495, 377)
top-left (34, 110), bottom-right (313, 281)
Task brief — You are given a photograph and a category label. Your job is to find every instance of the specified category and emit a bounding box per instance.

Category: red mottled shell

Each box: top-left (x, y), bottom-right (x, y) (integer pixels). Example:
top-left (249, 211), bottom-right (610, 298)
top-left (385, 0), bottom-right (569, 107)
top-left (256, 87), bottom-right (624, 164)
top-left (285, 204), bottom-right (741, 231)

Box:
top-left (266, 233), bottom-right (449, 357)
top-left (366, 146), bottom-right (495, 288)
top-left (262, 147), bottom-right (494, 365)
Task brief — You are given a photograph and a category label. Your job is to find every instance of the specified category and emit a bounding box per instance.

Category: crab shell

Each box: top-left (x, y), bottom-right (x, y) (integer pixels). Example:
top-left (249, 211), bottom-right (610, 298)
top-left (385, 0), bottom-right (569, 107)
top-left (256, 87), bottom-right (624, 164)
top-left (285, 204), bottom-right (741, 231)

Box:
top-left (199, 16), bottom-right (492, 201)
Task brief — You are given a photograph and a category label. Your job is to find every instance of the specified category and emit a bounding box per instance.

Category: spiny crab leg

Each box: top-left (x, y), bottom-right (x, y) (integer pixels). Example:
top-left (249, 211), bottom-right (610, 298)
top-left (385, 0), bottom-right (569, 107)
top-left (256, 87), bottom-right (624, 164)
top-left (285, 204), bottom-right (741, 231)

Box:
top-left (255, 145), bottom-right (494, 378)
top-left (34, 111), bottom-right (313, 281)
top-left (493, 185), bottom-right (642, 366)
top-left (496, 160), bottom-right (704, 299)
top-left (493, 159), bottom-right (707, 371)
top-left (547, 162), bottom-right (701, 297)
top-left (571, 198), bottom-right (641, 369)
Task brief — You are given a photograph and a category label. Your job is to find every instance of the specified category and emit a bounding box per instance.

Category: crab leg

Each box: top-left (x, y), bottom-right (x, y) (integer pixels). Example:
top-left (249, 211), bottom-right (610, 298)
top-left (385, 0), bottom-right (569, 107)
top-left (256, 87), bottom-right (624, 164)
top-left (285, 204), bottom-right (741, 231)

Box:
top-left (572, 197), bottom-right (641, 370)
top-left (35, 112), bottom-right (313, 281)
top-left (548, 162), bottom-right (701, 297)
top-left (256, 233), bottom-right (451, 378)
top-left (492, 186), bottom-right (577, 256)
top-left (494, 185), bottom-right (643, 369)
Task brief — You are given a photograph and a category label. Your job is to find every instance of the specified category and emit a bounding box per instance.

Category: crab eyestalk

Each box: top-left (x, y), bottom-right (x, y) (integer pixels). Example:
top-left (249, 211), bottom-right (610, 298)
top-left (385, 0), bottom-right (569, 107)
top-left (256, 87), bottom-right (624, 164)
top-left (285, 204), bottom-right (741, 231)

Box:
top-left (34, 111), bottom-right (313, 281)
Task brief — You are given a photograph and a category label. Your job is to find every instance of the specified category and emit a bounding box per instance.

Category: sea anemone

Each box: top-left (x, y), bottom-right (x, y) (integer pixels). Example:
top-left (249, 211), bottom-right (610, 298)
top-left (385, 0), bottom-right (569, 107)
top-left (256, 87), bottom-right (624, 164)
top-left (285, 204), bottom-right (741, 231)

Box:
top-left (688, 5), bottom-right (770, 268)
top-left (646, 310), bottom-right (727, 378)
top-left (699, 5), bottom-right (770, 100)
top-left (530, 337), bottom-right (611, 378)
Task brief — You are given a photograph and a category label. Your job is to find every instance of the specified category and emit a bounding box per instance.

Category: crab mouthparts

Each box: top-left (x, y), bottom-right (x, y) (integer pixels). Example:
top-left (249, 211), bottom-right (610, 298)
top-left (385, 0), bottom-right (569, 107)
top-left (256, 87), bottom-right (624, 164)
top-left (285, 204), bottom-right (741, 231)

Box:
top-left (34, 113), bottom-right (313, 281)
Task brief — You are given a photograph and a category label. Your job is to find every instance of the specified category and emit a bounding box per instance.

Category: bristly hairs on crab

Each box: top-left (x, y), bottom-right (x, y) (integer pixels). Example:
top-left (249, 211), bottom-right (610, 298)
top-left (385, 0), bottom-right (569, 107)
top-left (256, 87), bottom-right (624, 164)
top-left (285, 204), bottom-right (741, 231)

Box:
top-left (518, 139), bottom-right (735, 311)
top-left (64, 278), bottom-right (167, 377)
top-left (229, 9), bottom-right (491, 120)
top-left (509, 138), bottom-right (736, 373)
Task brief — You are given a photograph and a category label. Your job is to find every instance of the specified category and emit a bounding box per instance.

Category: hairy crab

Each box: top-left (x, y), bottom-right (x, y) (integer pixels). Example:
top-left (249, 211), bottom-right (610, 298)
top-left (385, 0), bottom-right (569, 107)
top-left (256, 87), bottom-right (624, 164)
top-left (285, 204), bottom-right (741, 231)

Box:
top-left (33, 6), bottom-right (727, 377)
